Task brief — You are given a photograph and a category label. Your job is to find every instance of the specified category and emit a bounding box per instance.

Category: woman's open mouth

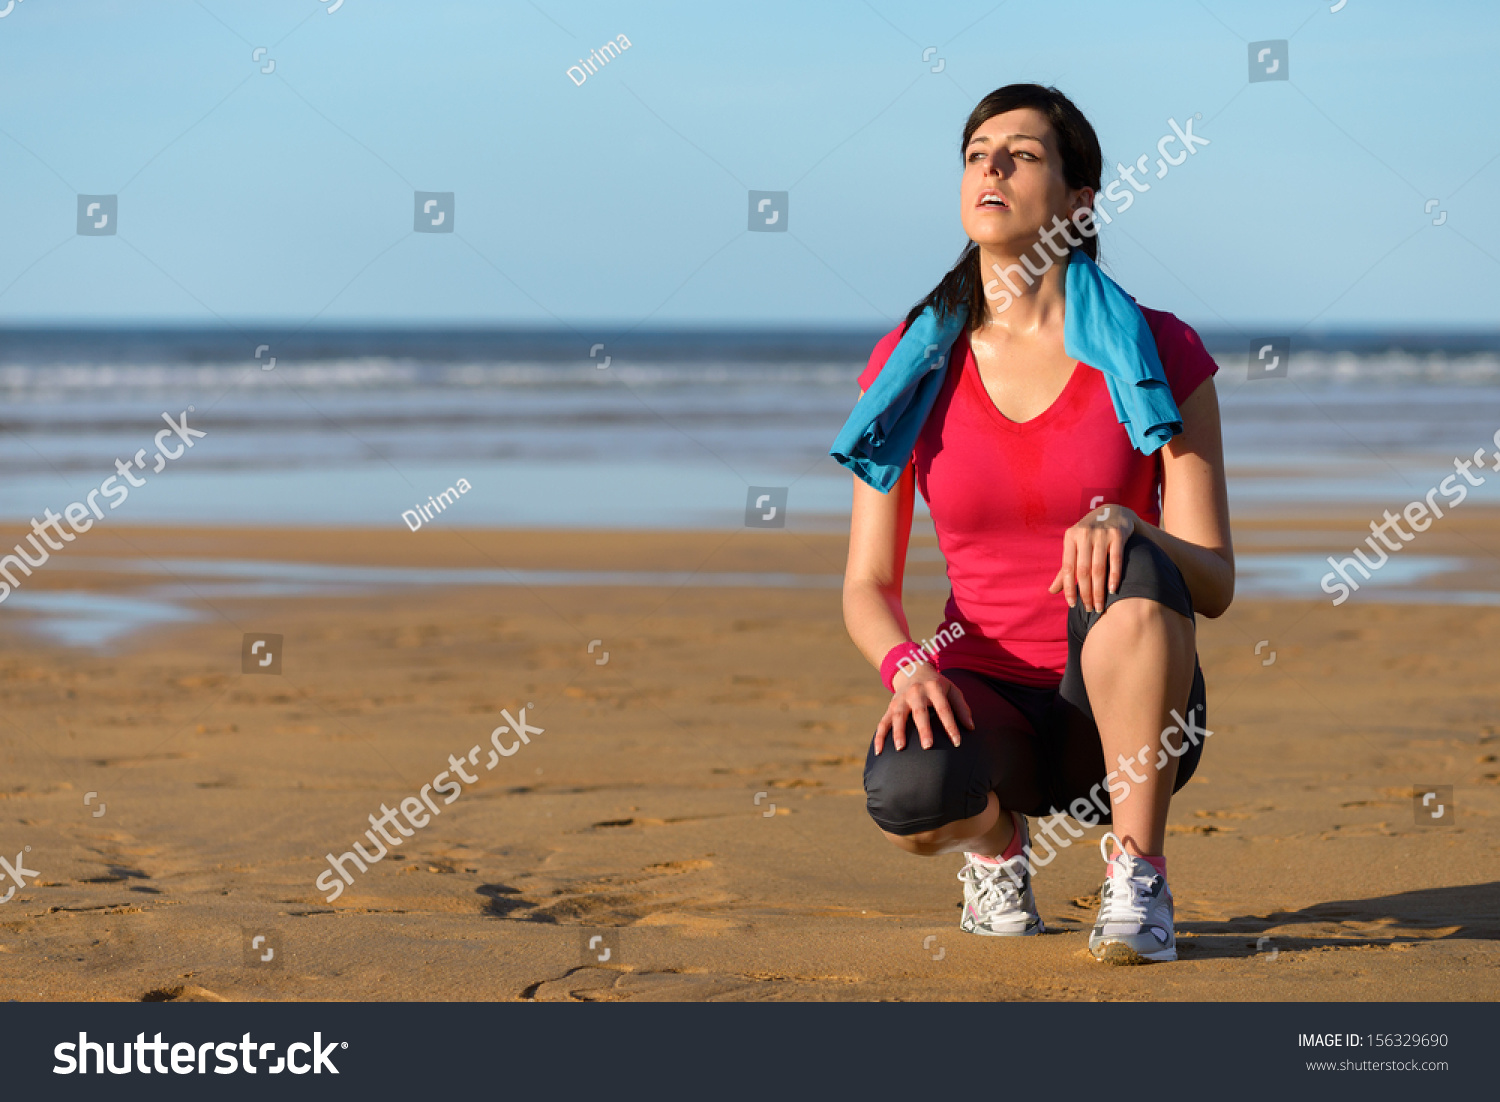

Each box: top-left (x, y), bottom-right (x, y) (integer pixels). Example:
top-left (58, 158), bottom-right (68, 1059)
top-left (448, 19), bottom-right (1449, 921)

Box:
top-left (976, 191), bottom-right (1009, 209)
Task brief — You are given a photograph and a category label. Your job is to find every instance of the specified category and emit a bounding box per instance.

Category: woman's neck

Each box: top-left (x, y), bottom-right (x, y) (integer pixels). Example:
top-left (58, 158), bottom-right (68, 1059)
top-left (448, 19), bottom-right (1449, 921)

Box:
top-left (977, 244), bottom-right (1071, 336)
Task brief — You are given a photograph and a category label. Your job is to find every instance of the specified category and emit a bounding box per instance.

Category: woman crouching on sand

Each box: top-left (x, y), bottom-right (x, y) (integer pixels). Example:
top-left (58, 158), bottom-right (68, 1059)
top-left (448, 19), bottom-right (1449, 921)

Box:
top-left (839, 85), bottom-right (1233, 964)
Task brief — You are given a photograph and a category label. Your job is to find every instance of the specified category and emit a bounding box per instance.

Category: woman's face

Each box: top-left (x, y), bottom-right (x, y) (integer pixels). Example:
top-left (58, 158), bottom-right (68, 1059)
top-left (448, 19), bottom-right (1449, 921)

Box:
top-left (959, 107), bottom-right (1091, 253)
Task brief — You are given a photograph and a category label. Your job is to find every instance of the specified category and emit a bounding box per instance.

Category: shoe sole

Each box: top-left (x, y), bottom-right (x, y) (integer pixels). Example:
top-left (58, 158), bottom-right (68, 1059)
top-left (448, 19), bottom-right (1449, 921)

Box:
top-left (1089, 939), bottom-right (1177, 965)
top-left (961, 919), bottom-right (1045, 937)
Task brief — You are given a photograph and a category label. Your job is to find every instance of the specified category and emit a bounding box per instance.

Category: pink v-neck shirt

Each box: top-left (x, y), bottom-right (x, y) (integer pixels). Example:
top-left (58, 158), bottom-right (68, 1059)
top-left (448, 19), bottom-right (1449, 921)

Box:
top-left (856, 307), bottom-right (1219, 687)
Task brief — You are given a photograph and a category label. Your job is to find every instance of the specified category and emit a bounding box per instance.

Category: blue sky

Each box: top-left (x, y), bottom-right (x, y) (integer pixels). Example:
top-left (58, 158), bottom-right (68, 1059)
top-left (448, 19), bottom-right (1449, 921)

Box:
top-left (0, 0), bottom-right (1496, 330)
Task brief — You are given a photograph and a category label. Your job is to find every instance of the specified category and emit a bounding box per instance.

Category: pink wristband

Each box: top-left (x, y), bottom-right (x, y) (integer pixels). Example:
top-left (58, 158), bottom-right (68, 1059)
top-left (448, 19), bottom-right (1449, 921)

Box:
top-left (880, 642), bottom-right (930, 692)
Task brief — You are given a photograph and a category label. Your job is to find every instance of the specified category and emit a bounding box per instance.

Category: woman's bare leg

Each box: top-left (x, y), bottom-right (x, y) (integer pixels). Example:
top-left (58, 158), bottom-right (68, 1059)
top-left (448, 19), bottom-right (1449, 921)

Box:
top-left (1079, 596), bottom-right (1196, 855)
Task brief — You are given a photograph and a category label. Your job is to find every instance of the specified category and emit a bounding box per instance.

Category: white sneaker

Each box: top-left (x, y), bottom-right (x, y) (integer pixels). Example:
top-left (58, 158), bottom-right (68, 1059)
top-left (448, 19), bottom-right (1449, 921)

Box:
top-left (957, 813), bottom-right (1043, 937)
top-left (1088, 831), bottom-right (1176, 963)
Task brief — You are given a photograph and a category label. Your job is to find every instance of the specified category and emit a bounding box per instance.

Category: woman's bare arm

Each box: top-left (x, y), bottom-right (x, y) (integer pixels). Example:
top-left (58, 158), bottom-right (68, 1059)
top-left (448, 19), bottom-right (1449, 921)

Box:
top-left (842, 440), bottom-right (919, 668)
top-left (842, 389), bottom-right (974, 752)
top-left (1134, 376), bottom-right (1235, 617)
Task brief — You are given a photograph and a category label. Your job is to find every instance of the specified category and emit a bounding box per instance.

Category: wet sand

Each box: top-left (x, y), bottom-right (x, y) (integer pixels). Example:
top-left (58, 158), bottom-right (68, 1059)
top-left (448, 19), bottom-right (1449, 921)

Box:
top-left (0, 517), bottom-right (1496, 1001)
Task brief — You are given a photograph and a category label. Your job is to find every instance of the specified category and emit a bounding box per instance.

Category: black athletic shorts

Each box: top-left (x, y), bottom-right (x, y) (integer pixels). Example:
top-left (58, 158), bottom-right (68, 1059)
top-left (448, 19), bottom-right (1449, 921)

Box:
top-left (863, 532), bottom-right (1207, 835)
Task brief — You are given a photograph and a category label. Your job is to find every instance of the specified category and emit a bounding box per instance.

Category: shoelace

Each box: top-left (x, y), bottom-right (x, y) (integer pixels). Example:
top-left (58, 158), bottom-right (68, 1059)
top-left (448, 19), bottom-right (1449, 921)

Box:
top-left (958, 855), bottom-right (1028, 911)
top-left (1095, 831), bottom-right (1152, 925)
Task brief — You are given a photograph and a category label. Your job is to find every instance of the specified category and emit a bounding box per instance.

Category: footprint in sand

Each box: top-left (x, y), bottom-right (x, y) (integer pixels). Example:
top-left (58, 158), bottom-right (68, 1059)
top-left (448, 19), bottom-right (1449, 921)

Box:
top-left (140, 984), bottom-right (226, 1002)
top-left (523, 967), bottom-right (750, 1002)
top-left (476, 883), bottom-right (538, 920)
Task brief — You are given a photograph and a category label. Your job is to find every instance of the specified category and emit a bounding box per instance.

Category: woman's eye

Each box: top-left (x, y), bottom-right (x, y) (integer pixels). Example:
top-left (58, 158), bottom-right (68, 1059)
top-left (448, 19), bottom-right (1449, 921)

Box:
top-left (1015, 150), bottom-right (1038, 161)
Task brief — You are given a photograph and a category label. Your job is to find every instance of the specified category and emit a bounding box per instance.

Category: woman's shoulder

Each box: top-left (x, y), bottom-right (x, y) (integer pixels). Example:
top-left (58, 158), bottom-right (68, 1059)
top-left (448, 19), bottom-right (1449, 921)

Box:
top-left (855, 321), bottom-right (911, 392)
top-left (1137, 306), bottom-right (1219, 405)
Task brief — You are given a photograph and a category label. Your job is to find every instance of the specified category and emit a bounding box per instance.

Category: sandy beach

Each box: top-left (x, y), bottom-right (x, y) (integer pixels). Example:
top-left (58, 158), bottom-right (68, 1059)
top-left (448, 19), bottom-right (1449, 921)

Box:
top-left (0, 515), bottom-right (1495, 1002)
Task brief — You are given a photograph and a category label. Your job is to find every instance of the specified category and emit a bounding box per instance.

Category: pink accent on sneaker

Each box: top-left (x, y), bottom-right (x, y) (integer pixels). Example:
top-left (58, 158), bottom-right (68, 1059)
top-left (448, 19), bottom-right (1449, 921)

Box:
top-left (967, 852), bottom-right (1003, 866)
top-left (1109, 850), bottom-right (1167, 878)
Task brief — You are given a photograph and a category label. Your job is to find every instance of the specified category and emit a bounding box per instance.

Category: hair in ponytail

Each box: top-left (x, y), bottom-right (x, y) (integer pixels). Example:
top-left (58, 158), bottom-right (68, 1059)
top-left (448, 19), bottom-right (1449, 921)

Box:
top-left (904, 84), bottom-right (1103, 333)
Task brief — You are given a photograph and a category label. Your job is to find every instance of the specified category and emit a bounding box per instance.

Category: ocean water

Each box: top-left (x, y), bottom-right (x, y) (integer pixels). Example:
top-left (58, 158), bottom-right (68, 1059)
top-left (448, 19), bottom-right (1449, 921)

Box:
top-left (5, 551), bottom-right (1491, 648)
top-left (0, 327), bottom-right (1497, 530)
top-left (0, 326), bottom-right (1496, 645)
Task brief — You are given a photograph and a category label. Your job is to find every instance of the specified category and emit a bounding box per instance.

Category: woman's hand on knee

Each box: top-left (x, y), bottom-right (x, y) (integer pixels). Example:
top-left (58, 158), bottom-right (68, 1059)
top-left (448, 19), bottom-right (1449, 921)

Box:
top-left (1050, 503), bottom-right (1136, 613)
top-left (873, 665), bottom-right (974, 755)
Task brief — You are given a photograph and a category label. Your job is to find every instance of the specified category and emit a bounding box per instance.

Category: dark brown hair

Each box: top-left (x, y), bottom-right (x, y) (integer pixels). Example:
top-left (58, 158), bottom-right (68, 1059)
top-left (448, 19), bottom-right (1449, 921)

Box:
top-left (903, 84), bottom-right (1103, 332)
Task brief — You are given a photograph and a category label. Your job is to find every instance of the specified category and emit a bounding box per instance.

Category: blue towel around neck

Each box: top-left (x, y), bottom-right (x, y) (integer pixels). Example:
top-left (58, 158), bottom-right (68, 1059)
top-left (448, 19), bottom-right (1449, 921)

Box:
top-left (829, 250), bottom-right (1183, 493)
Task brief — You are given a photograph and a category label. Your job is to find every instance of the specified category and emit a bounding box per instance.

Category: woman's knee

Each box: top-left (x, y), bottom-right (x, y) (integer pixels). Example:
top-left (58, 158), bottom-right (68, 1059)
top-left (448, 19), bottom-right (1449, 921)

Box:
top-left (1078, 600), bottom-right (1196, 702)
top-left (863, 735), bottom-right (991, 840)
top-left (1070, 534), bottom-right (1195, 639)
top-left (1089, 594), bottom-right (1193, 647)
